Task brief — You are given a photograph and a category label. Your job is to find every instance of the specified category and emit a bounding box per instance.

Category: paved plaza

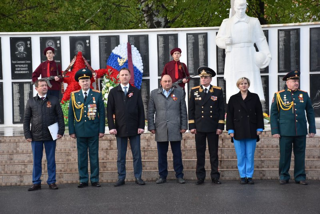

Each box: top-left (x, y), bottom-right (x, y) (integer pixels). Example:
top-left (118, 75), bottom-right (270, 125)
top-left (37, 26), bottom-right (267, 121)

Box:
top-left (1, 180), bottom-right (320, 214)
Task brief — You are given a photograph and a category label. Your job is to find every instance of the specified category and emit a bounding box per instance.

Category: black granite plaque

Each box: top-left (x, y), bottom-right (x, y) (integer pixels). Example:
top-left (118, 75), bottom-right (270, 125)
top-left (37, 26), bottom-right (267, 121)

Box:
top-left (141, 79), bottom-right (150, 121)
top-left (217, 77), bottom-right (227, 107)
top-left (254, 30), bottom-right (269, 74)
top-left (70, 36), bottom-right (91, 64)
top-left (261, 75), bottom-right (269, 114)
top-left (187, 33), bottom-right (208, 75)
top-left (278, 29), bottom-right (300, 73)
top-left (128, 35), bottom-right (149, 77)
top-left (0, 82), bottom-right (3, 124)
top-left (157, 34), bottom-right (178, 76)
top-left (278, 75), bottom-right (300, 91)
top-left (310, 74), bottom-right (320, 117)
top-left (99, 36), bottom-right (119, 69)
top-left (187, 78), bottom-right (200, 94)
top-left (216, 32), bottom-right (225, 75)
top-left (310, 28), bottom-right (320, 72)
top-left (0, 37), bottom-right (2, 79)
top-left (40, 37), bottom-right (62, 64)
top-left (278, 75), bottom-right (286, 91)
top-left (10, 37), bottom-right (32, 79)
top-left (12, 82), bottom-right (33, 124)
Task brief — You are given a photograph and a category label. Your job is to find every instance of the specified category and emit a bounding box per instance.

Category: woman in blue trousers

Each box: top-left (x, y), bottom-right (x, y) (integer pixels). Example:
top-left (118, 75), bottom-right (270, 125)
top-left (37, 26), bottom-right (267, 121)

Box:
top-left (226, 77), bottom-right (264, 184)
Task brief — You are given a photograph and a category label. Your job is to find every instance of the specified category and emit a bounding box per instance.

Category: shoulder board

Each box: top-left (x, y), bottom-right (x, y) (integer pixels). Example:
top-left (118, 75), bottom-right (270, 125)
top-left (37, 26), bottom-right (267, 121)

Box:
top-left (192, 86), bottom-right (200, 90)
top-left (212, 86), bottom-right (222, 90)
top-left (92, 89), bottom-right (100, 93)
top-left (72, 90), bottom-right (80, 94)
top-left (276, 90), bottom-right (285, 94)
top-left (298, 89), bottom-right (307, 93)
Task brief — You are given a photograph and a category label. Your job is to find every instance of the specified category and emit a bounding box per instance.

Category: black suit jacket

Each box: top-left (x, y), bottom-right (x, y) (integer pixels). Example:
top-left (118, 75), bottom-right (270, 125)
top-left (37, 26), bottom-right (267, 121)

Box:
top-left (107, 84), bottom-right (145, 137)
top-left (226, 91), bottom-right (264, 141)
top-left (188, 85), bottom-right (225, 132)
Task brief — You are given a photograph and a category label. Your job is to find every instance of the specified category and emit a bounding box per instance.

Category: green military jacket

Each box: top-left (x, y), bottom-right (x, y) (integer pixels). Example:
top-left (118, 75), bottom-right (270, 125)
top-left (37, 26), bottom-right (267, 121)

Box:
top-left (270, 88), bottom-right (316, 136)
top-left (68, 89), bottom-right (105, 137)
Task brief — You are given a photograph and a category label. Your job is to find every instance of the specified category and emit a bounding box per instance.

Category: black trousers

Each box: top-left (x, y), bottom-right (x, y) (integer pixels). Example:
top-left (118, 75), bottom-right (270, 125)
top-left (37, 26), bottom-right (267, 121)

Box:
top-left (195, 131), bottom-right (220, 180)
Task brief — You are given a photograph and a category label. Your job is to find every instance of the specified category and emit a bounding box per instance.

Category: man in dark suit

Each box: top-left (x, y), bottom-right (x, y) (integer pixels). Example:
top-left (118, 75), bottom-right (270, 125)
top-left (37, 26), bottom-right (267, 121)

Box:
top-left (189, 67), bottom-right (225, 185)
top-left (107, 68), bottom-right (145, 187)
top-left (23, 79), bottom-right (65, 191)
top-left (271, 70), bottom-right (316, 185)
top-left (68, 68), bottom-right (105, 188)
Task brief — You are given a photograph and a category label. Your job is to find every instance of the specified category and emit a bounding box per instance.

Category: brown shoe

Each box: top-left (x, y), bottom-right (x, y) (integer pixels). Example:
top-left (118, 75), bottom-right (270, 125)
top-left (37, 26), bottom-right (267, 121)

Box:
top-left (49, 183), bottom-right (59, 190)
top-left (28, 184), bottom-right (41, 191)
top-left (295, 180), bottom-right (308, 185)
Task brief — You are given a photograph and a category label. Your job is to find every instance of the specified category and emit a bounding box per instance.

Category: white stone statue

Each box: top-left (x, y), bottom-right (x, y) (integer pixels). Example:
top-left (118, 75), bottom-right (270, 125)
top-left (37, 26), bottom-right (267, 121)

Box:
top-left (216, 0), bottom-right (271, 102)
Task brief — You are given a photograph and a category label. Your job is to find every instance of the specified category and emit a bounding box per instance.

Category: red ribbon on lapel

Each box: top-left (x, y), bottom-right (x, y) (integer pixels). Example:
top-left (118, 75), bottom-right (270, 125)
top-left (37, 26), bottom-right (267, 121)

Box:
top-left (127, 42), bottom-right (135, 85)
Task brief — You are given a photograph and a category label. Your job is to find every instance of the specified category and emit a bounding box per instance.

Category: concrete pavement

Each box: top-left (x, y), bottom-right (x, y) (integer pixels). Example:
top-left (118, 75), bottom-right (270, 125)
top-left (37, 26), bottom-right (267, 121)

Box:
top-left (1, 180), bottom-right (320, 214)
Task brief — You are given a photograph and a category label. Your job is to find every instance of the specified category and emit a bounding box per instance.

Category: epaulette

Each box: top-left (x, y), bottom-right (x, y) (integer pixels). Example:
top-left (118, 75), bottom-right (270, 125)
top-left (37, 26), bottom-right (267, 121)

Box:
top-left (276, 90), bottom-right (285, 94)
top-left (298, 89), bottom-right (307, 93)
top-left (212, 86), bottom-right (222, 90)
top-left (92, 89), bottom-right (100, 93)
top-left (72, 90), bottom-right (80, 94)
top-left (192, 86), bottom-right (200, 90)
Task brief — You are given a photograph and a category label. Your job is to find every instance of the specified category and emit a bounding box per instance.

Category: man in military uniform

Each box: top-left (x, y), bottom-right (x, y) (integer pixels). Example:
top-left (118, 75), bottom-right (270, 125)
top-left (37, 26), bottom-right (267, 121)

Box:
top-left (189, 67), bottom-right (225, 185)
top-left (270, 70), bottom-right (316, 185)
top-left (68, 68), bottom-right (105, 188)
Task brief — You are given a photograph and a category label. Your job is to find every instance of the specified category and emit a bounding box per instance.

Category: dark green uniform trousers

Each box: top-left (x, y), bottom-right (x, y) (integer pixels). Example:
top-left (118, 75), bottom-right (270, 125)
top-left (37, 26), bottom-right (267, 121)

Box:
top-left (77, 136), bottom-right (99, 183)
top-left (279, 136), bottom-right (306, 181)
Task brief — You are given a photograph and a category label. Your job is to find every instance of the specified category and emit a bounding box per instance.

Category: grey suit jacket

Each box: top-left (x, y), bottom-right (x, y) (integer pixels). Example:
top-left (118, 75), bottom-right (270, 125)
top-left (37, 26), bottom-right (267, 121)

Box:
top-left (148, 87), bottom-right (187, 142)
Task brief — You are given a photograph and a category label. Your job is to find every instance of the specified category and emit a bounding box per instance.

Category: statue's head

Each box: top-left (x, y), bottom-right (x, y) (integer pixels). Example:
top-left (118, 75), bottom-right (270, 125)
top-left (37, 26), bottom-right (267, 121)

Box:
top-left (234, 0), bottom-right (247, 19)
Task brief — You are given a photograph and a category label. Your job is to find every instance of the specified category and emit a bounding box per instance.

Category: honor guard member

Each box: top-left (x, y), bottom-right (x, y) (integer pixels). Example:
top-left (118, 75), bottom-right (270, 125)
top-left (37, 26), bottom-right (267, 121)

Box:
top-left (189, 67), bottom-right (225, 185)
top-left (161, 48), bottom-right (190, 90)
top-left (68, 68), bottom-right (105, 188)
top-left (270, 70), bottom-right (316, 185)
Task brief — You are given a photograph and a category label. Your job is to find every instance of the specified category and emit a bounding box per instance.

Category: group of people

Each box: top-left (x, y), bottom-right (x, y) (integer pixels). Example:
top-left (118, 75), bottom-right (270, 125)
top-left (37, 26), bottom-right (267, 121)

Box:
top-left (24, 41), bottom-right (316, 192)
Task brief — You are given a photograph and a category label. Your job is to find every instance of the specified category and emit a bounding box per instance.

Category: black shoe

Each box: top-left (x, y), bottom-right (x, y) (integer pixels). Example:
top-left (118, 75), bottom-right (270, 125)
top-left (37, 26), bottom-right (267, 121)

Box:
top-left (48, 183), bottom-right (58, 190)
top-left (135, 178), bottom-right (145, 185)
top-left (247, 178), bottom-right (254, 184)
top-left (156, 177), bottom-right (166, 184)
top-left (177, 177), bottom-right (186, 184)
top-left (91, 182), bottom-right (101, 187)
top-left (114, 180), bottom-right (125, 187)
top-left (78, 182), bottom-right (88, 188)
top-left (240, 178), bottom-right (247, 184)
top-left (212, 179), bottom-right (222, 184)
top-left (279, 180), bottom-right (289, 185)
top-left (28, 184), bottom-right (41, 191)
top-left (295, 180), bottom-right (308, 185)
top-left (196, 179), bottom-right (204, 185)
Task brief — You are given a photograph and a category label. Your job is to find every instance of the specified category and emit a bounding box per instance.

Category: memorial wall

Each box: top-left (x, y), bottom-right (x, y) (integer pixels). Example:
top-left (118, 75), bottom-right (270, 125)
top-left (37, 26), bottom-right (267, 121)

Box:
top-left (0, 23), bottom-right (319, 125)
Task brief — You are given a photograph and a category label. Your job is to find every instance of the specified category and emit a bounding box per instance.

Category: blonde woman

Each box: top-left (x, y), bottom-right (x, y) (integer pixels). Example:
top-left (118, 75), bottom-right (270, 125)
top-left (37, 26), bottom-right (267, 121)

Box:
top-left (226, 77), bottom-right (264, 184)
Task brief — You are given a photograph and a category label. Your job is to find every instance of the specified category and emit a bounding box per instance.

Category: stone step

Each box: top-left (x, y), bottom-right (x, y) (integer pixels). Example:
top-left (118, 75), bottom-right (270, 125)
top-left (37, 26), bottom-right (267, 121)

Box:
top-left (2, 168), bottom-right (320, 186)
top-left (2, 158), bottom-right (320, 174)
top-left (1, 147), bottom-right (320, 163)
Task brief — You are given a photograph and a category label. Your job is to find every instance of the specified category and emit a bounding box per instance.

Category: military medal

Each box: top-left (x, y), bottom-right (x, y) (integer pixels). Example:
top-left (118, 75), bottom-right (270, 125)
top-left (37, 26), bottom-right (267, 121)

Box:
top-left (47, 101), bottom-right (52, 108)
top-left (171, 94), bottom-right (178, 101)
top-left (128, 92), bottom-right (133, 98)
top-left (283, 95), bottom-right (287, 103)
top-left (93, 97), bottom-right (96, 104)
top-left (299, 94), bottom-right (303, 102)
top-left (87, 104), bottom-right (97, 120)
top-left (211, 96), bottom-right (217, 101)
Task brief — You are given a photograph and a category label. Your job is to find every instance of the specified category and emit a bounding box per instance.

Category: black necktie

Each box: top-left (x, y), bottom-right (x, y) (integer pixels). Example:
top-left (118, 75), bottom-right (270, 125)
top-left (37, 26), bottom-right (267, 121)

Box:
top-left (204, 88), bottom-right (208, 94)
top-left (84, 92), bottom-right (87, 102)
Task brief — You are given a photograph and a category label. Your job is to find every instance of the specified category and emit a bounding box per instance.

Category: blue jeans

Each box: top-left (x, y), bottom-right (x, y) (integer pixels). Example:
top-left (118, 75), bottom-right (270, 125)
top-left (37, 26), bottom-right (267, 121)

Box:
top-left (233, 138), bottom-right (257, 178)
top-left (116, 135), bottom-right (142, 180)
top-left (31, 141), bottom-right (56, 184)
top-left (157, 141), bottom-right (184, 179)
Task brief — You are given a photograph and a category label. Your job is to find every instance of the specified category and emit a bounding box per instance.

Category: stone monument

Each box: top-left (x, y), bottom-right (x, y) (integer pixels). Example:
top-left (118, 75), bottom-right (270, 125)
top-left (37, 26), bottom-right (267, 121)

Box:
top-left (216, 0), bottom-right (271, 102)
